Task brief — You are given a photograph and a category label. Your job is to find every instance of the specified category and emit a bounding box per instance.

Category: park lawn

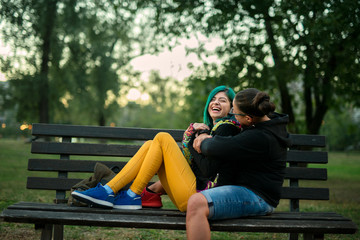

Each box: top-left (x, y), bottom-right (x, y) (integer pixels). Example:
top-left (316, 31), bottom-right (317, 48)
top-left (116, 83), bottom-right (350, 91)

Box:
top-left (0, 139), bottom-right (359, 239)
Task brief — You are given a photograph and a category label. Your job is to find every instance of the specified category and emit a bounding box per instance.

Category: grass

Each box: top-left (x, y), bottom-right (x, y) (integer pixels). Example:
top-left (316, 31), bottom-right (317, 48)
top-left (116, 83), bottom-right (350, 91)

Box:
top-left (0, 138), bottom-right (359, 239)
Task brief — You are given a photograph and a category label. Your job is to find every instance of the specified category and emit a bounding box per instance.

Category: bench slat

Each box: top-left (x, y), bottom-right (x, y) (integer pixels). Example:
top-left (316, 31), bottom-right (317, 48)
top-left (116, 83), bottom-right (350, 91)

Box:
top-left (26, 177), bottom-right (329, 200)
top-left (32, 124), bottom-right (325, 148)
top-left (287, 150), bottom-right (328, 164)
top-left (281, 187), bottom-right (329, 200)
top-left (7, 202), bottom-right (350, 221)
top-left (2, 207), bottom-right (356, 234)
top-left (28, 159), bottom-right (127, 173)
top-left (284, 167), bottom-right (327, 180)
top-left (289, 134), bottom-right (326, 148)
top-left (32, 123), bottom-right (184, 142)
top-left (28, 159), bottom-right (327, 180)
top-left (31, 142), bottom-right (328, 165)
top-left (31, 142), bottom-right (141, 157)
top-left (7, 202), bottom-right (347, 219)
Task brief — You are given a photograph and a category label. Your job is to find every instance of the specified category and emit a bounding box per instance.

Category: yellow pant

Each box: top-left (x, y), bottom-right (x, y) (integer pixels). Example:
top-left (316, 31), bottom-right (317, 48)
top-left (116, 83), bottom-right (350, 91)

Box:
top-left (106, 132), bottom-right (197, 212)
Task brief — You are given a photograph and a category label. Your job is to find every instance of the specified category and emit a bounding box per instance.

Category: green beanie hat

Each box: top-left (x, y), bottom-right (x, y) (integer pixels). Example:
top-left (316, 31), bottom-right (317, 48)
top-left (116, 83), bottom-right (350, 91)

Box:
top-left (203, 85), bottom-right (236, 128)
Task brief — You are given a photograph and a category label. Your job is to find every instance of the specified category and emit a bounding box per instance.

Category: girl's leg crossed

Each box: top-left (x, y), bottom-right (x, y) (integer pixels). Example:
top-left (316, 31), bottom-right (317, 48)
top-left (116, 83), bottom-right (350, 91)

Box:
top-left (107, 140), bottom-right (152, 193)
top-left (144, 132), bottom-right (196, 212)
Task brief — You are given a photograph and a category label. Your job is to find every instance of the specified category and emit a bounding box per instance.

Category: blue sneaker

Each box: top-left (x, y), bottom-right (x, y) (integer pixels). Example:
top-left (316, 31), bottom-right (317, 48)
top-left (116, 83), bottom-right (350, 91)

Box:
top-left (71, 183), bottom-right (115, 208)
top-left (113, 190), bottom-right (142, 210)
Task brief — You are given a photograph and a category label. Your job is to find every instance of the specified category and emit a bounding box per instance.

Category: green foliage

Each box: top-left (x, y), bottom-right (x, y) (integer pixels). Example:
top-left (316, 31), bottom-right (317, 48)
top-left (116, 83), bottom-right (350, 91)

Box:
top-left (115, 70), bottom-right (190, 129)
top-left (320, 107), bottom-right (360, 151)
top-left (1, 0), bottom-right (359, 137)
top-left (156, 0), bottom-right (360, 134)
top-left (0, 0), bottom-right (166, 126)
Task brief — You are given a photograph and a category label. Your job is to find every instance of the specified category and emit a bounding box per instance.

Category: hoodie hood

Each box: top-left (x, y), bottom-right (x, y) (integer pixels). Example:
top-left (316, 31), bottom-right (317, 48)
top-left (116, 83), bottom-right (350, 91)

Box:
top-left (254, 112), bottom-right (292, 148)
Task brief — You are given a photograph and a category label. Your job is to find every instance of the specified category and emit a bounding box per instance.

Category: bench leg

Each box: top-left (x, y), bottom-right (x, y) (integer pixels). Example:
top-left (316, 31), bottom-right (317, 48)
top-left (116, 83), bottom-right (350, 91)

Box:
top-left (303, 233), bottom-right (324, 240)
top-left (289, 233), bottom-right (298, 240)
top-left (54, 225), bottom-right (64, 240)
top-left (40, 224), bottom-right (53, 240)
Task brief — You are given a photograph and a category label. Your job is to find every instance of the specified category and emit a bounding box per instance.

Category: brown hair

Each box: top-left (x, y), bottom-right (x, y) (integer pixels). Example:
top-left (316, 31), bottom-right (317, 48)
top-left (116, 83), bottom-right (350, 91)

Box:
top-left (234, 88), bottom-right (275, 117)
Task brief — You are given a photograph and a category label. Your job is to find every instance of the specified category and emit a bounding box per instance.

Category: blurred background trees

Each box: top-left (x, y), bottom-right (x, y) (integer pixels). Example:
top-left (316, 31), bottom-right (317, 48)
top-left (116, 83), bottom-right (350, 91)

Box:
top-left (155, 0), bottom-right (360, 134)
top-left (0, 0), bottom-right (359, 150)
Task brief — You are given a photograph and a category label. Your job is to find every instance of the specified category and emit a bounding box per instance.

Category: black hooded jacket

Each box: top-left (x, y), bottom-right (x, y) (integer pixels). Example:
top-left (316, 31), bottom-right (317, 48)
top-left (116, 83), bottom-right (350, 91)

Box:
top-left (200, 113), bottom-right (291, 207)
top-left (188, 118), bottom-right (241, 190)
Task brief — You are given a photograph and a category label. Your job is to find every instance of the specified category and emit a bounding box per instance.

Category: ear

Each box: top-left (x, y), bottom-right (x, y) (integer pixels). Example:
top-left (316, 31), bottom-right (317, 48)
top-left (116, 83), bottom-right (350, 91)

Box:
top-left (245, 116), bottom-right (253, 124)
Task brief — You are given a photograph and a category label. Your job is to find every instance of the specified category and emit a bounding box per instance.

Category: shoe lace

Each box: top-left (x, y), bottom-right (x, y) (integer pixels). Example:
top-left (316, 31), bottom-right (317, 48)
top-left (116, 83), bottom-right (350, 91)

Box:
top-left (117, 191), bottom-right (127, 198)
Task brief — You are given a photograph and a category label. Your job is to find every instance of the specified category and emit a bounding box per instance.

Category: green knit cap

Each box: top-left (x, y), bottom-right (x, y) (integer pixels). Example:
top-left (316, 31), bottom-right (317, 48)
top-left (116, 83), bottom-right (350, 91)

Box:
top-left (203, 85), bottom-right (236, 128)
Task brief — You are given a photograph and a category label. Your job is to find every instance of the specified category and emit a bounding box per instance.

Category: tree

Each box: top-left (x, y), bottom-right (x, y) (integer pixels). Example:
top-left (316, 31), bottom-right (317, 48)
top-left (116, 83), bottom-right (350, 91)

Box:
top-left (156, 0), bottom-right (360, 134)
top-left (115, 70), bottom-right (189, 129)
top-left (1, 0), bottom-right (59, 123)
top-left (1, 1), bottom-right (166, 126)
top-left (320, 106), bottom-right (360, 151)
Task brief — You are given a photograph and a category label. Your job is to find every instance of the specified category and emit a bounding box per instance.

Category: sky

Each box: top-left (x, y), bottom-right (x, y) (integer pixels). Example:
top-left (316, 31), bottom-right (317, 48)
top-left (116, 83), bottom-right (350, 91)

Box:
top-left (0, 34), bottom-right (223, 101)
top-left (130, 35), bottom-right (223, 81)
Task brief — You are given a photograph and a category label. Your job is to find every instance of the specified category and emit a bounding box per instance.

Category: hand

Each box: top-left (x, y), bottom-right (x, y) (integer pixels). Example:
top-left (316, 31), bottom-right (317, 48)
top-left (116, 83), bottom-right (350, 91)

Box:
top-left (192, 123), bottom-right (209, 132)
top-left (193, 134), bottom-right (212, 153)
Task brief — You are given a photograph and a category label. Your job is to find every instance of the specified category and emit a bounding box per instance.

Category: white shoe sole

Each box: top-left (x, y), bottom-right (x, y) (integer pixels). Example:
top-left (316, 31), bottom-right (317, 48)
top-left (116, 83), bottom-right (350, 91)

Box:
top-left (113, 205), bottom-right (142, 210)
top-left (72, 191), bottom-right (114, 208)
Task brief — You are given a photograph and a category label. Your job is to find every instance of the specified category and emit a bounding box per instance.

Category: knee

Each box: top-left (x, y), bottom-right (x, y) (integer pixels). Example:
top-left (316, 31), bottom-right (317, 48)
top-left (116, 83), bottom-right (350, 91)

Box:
top-left (155, 132), bottom-right (171, 140)
top-left (154, 132), bottom-right (173, 144)
top-left (144, 140), bottom-right (153, 147)
top-left (187, 193), bottom-right (209, 217)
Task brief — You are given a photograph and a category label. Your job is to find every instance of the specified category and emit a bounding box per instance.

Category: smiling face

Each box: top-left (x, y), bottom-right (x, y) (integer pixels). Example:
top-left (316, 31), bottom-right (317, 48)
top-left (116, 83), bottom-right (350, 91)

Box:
top-left (208, 91), bottom-right (231, 123)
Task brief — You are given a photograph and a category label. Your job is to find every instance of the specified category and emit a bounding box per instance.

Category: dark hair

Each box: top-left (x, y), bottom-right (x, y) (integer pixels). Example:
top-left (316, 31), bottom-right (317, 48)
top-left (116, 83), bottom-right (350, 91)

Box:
top-left (234, 88), bottom-right (275, 117)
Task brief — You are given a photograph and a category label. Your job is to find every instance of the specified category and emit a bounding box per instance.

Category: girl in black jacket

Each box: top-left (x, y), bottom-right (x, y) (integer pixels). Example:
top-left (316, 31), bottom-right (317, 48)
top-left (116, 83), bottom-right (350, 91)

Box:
top-left (186, 88), bottom-right (291, 240)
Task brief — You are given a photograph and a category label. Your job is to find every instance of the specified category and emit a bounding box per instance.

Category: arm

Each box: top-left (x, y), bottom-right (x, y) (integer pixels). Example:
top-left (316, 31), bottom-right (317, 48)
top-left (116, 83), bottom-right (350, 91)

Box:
top-left (200, 129), bottom-right (268, 159)
top-left (190, 123), bottom-right (240, 177)
top-left (182, 123), bottom-right (210, 164)
top-left (193, 122), bottom-right (240, 153)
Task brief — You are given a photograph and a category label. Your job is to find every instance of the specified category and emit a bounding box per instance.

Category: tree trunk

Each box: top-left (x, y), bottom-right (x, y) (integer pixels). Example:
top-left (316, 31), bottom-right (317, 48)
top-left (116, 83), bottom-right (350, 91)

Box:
top-left (39, 0), bottom-right (57, 123)
top-left (263, 12), bottom-right (296, 132)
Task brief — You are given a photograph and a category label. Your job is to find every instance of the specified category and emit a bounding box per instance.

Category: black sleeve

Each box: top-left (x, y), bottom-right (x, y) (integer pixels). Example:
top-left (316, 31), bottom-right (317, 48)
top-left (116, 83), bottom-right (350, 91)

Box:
top-left (189, 123), bottom-right (240, 177)
top-left (200, 129), bottom-right (268, 160)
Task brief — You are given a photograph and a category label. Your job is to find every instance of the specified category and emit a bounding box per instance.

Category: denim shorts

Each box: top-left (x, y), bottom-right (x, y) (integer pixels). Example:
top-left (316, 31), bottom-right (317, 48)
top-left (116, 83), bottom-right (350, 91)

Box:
top-left (200, 185), bottom-right (274, 220)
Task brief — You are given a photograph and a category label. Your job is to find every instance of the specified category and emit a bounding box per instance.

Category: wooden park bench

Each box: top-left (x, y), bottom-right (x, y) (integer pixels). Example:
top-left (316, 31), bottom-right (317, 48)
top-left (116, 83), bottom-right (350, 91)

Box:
top-left (1, 123), bottom-right (358, 240)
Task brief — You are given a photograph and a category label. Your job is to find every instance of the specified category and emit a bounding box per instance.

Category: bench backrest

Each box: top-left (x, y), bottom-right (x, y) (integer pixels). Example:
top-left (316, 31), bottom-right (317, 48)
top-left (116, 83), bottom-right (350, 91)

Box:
top-left (28, 123), bottom-right (328, 212)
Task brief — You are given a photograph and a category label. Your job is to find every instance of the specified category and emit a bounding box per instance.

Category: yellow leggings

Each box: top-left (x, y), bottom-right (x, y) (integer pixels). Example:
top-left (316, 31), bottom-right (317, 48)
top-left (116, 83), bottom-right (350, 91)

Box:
top-left (106, 132), bottom-right (197, 212)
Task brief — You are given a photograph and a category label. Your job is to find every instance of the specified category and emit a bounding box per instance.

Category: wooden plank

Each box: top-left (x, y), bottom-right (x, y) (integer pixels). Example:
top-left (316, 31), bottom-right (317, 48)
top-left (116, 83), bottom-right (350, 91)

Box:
top-left (281, 187), bottom-right (329, 200)
top-left (28, 159), bottom-right (327, 181)
top-left (31, 142), bottom-right (141, 157)
top-left (26, 177), bottom-right (155, 191)
top-left (32, 123), bottom-right (184, 142)
top-left (28, 159), bottom-right (127, 172)
top-left (26, 177), bottom-right (330, 200)
top-left (289, 134), bottom-right (326, 148)
top-left (1, 208), bottom-right (187, 230)
top-left (1, 208), bottom-right (357, 234)
top-left (7, 202), bottom-right (185, 217)
top-left (31, 143), bottom-right (328, 163)
top-left (287, 150), bottom-right (328, 164)
top-left (27, 177), bottom-right (82, 191)
top-left (7, 202), bottom-right (347, 220)
top-left (209, 218), bottom-right (357, 234)
top-left (284, 167), bottom-right (327, 180)
top-left (32, 124), bottom-right (325, 148)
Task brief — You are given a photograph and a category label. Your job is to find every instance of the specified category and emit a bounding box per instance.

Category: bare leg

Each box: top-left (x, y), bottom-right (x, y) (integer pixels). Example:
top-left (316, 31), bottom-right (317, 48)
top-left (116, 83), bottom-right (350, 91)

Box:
top-left (147, 180), bottom-right (165, 194)
top-left (186, 193), bottom-right (211, 240)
